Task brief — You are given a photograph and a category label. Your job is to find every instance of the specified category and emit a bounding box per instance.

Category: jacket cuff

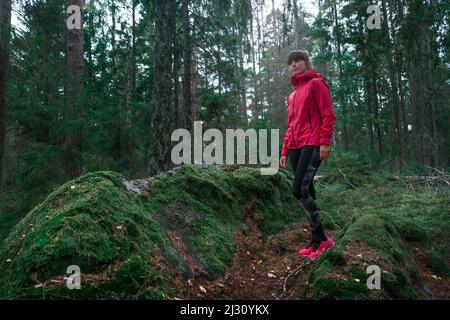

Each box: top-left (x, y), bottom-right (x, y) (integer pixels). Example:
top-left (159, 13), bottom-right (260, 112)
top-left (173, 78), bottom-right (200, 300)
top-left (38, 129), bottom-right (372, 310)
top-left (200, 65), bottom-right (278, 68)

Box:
top-left (320, 136), bottom-right (332, 146)
top-left (281, 144), bottom-right (288, 157)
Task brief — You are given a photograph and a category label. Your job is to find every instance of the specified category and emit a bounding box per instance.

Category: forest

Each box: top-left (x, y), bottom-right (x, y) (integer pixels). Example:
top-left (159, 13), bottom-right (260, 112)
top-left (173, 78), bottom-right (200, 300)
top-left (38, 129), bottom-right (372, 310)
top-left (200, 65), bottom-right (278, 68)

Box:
top-left (0, 0), bottom-right (449, 300)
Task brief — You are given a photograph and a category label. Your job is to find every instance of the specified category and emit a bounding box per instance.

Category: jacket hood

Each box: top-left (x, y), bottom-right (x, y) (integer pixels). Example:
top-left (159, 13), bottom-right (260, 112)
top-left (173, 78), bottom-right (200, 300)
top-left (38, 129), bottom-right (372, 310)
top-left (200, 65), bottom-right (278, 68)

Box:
top-left (290, 69), bottom-right (329, 89)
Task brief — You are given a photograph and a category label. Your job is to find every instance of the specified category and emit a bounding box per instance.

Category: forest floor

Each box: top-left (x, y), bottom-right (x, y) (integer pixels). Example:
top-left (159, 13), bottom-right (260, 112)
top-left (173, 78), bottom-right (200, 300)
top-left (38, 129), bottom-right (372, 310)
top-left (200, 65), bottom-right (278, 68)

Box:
top-left (1, 154), bottom-right (449, 300)
top-left (165, 220), bottom-right (450, 300)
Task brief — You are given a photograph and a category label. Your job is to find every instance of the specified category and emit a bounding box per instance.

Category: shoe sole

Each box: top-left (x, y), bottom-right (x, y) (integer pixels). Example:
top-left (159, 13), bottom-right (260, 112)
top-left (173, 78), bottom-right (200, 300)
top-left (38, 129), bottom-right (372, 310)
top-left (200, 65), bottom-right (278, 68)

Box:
top-left (307, 242), bottom-right (335, 260)
top-left (298, 251), bottom-right (312, 257)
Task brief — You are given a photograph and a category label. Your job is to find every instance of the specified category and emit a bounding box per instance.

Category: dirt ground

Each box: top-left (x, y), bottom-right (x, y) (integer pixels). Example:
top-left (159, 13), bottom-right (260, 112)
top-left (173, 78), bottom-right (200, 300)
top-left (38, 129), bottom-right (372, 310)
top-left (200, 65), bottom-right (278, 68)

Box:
top-left (159, 205), bottom-right (449, 300)
top-left (163, 202), bottom-right (327, 300)
top-left (409, 244), bottom-right (450, 300)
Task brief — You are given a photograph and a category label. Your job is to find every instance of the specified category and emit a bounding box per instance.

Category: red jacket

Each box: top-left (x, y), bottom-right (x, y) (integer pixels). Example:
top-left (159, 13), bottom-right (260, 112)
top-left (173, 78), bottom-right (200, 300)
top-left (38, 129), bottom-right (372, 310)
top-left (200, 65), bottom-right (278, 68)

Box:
top-left (281, 69), bottom-right (337, 157)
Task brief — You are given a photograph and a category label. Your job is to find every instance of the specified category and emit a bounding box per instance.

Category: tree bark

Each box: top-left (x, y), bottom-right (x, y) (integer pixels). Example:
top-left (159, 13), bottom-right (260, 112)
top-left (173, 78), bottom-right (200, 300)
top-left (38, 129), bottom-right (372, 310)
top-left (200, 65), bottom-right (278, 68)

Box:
top-left (0, 0), bottom-right (11, 188)
top-left (182, 0), bottom-right (192, 131)
top-left (333, 2), bottom-right (348, 151)
top-left (148, 0), bottom-right (176, 175)
top-left (381, 0), bottom-right (401, 164)
top-left (66, 0), bottom-right (84, 179)
top-left (293, 0), bottom-right (302, 48)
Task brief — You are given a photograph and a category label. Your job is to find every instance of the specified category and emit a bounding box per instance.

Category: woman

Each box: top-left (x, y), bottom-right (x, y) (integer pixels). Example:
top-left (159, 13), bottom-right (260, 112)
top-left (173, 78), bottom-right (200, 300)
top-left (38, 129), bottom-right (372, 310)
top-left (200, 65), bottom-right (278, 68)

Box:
top-left (279, 50), bottom-right (337, 260)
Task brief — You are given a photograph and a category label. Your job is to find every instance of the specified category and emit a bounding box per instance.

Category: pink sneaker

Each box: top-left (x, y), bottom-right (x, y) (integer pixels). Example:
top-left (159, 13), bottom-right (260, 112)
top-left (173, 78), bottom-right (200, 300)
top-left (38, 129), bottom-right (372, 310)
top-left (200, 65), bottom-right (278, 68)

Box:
top-left (298, 242), bottom-right (317, 257)
top-left (307, 238), bottom-right (335, 260)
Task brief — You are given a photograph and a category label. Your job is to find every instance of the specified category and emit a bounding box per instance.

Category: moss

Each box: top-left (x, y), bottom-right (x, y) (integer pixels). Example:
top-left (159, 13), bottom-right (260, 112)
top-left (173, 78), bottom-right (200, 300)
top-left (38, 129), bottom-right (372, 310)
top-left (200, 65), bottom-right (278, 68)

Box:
top-left (393, 218), bottom-right (428, 242)
top-left (307, 209), bottom-right (421, 300)
top-left (425, 251), bottom-right (450, 277)
top-left (0, 171), bottom-right (168, 299)
top-left (0, 165), bottom-right (303, 299)
top-left (1, 152), bottom-right (448, 300)
top-left (319, 211), bottom-right (337, 230)
top-left (382, 271), bottom-right (418, 300)
top-left (326, 251), bottom-right (347, 267)
top-left (340, 215), bottom-right (390, 251)
top-left (105, 255), bottom-right (164, 299)
top-left (312, 278), bottom-right (370, 300)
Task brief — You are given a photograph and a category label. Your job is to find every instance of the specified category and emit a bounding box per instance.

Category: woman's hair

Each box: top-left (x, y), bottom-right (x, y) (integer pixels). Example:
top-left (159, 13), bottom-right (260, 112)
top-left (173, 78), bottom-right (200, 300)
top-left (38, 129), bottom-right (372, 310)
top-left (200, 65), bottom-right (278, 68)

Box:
top-left (287, 50), bottom-right (313, 69)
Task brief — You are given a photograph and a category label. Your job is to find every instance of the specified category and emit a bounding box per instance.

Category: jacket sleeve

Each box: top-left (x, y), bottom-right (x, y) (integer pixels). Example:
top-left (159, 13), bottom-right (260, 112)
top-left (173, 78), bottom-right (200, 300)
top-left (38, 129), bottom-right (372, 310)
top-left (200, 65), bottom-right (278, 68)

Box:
top-left (281, 97), bottom-right (292, 157)
top-left (312, 79), bottom-right (337, 146)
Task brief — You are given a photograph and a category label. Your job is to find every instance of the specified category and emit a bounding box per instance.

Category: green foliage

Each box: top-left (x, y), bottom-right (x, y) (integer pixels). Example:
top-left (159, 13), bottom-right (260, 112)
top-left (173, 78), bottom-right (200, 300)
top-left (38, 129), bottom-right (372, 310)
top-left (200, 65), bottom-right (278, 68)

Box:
top-left (312, 278), bottom-right (370, 300)
top-left (0, 165), bottom-right (302, 299)
top-left (425, 251), bottom-right (450, 277)
top-left (326, 250), bottom-right (347, 267)
top-left (306, 151), bottom-right (450, 300)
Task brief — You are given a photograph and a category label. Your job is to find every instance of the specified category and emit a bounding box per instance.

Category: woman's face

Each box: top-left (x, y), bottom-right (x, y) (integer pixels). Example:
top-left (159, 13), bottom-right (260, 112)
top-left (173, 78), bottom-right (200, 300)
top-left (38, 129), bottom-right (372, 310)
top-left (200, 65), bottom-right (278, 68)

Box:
top-left (290, 59), bottom-right (307, 74)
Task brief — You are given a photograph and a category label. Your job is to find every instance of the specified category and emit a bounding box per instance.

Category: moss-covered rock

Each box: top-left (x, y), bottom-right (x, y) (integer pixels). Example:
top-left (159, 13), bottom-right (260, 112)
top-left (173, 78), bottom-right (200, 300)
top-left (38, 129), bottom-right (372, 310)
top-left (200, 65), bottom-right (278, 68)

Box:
top-left (0, 165), bottom-right (303, 299)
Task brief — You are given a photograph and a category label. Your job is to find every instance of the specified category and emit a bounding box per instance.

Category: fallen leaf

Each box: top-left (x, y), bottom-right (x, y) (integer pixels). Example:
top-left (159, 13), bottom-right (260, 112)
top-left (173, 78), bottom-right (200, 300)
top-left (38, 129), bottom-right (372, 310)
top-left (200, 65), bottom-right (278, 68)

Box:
top-left (199, 285), bottom-right (207, 293)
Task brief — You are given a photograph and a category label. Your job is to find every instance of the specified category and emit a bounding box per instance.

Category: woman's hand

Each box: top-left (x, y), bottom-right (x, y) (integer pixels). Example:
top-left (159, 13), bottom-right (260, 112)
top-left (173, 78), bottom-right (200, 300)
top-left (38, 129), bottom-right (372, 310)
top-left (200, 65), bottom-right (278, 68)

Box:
top-left (280, 156), bottom-right (288, 168)
top-left (320, 145), bottom-right (331, 160)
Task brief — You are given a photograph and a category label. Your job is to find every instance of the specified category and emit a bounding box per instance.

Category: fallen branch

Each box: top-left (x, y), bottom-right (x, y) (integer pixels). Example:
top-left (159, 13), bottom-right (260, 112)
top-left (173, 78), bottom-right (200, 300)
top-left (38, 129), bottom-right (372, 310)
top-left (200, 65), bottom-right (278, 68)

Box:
top-left (282, 259), bottom-right (315, 295)
top-left (338, 168), bottom-right (357, 189)
top-left (391, 176), bottom-right (450, 186)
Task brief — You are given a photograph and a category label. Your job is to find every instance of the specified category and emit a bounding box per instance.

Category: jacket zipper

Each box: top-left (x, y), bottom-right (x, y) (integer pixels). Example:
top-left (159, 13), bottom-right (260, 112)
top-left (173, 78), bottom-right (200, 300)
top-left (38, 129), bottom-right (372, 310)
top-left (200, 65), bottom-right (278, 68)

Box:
top-left (291, 93), bottom-right (297, 146)
top-left (307, 108), bottom-right (313, 132)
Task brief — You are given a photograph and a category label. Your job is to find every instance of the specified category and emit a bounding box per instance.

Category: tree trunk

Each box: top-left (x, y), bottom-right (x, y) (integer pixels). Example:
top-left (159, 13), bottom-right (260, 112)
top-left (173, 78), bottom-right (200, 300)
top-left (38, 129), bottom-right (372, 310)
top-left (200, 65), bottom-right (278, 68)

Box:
top-left (0, 0), bottom-right (11, 188)
top-left (238, 28), bottom-right (247, 126)
top-left (333, 2), bottom-right (348, 151)
top-left (358, 11), bottom-right (374, 150)
top-left (66, 0), bottom-right (84, 179)
top-left (381, 0), bottom-right (402, 165)
top-left (148, 0), bottom-right (176, 175)
top-left (124, 0), bottom-right (137, 160)
top-left (182, 0), bottom-right (192, 131)
top-left (293, 0), bottom-right (302, 48)
top-left (191, 45), bottom-right (201, 121)
top-left (250, 10), bottom-right (259, 119)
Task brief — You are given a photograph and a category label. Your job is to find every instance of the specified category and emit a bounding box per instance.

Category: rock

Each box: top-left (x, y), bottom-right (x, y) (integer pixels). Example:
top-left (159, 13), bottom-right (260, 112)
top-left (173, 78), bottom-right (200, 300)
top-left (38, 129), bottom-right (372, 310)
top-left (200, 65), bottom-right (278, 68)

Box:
top-left (157, 166), bottom-right (184, 178)
top-left (122, 179), bottom-right (150, 196)
top-left (123, 167), bottom-right (184, 196)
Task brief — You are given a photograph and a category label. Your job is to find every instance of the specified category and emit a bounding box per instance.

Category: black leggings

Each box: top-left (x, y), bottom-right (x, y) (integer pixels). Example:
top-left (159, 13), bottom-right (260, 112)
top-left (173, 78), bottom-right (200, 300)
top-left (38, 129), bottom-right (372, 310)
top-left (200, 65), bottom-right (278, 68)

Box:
top-left (288, 146), bottom-right (327, 244)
